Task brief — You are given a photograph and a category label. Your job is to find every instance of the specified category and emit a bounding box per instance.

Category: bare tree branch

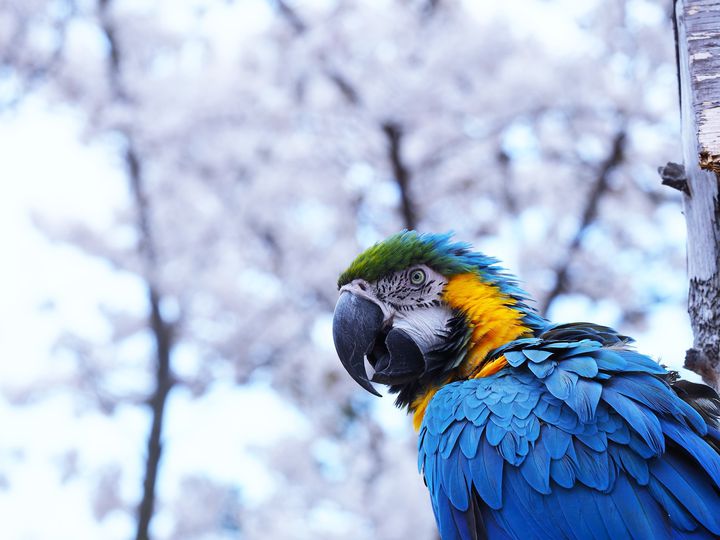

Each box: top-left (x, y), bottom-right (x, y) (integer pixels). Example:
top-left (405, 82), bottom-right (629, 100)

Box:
top-left (136, 286), bottom-right (175, 540)
top-left (324, 66), bottom-right (419, 233)
top-left (540, 129), bottom-right (626, 315)
top-left (424, 0), bottom-right (441, 15)
top-left (326, 70), bottom-right (360, 105)
top-left (658, 161), bottom-right (690, 195)
top-left (267, 0), bottom-right (306, 34)
top-left (382, 121), bottom-right (418, 230)
top-left (497, 148), bottom-right (517, 215)
top-left (125, 144), bottom-right (176, 540)
top-left (97, 2), bottom-right (176, 538)
top-left (98, 0), bottom-right (128, 101)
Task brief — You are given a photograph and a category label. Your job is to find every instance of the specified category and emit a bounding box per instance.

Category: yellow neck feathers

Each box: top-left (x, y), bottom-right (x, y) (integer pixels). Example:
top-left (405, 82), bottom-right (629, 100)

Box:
top-left (410, 272), bottom-right (531, 430)
top-left (444, 273), bottom-right (531, 376)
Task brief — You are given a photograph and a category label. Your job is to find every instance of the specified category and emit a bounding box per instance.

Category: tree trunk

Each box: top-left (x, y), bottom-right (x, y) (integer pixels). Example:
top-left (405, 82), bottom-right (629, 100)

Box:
top-left (674, 0), bottom-right (720, 389)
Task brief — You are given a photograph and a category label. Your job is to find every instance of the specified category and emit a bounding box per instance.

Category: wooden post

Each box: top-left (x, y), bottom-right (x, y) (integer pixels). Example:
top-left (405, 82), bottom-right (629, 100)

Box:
top-left (675, 0), bottom-right (720, 389)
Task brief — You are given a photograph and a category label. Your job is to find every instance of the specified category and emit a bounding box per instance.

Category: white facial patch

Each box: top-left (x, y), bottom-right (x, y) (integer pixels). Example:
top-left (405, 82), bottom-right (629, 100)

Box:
top-left (392, 304), bottom-right (454, 353)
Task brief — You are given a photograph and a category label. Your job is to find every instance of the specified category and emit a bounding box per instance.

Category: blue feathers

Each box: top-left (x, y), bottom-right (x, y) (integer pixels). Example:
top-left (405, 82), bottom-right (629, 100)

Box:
top-left (471, 438), bottom-right (504, 510)
top-left (418, 329), bottom-right (720, 540)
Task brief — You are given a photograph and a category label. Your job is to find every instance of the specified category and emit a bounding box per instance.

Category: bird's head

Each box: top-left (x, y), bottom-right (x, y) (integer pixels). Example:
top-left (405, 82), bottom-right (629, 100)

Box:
top-left (333, 231), bottom-right (546, 425)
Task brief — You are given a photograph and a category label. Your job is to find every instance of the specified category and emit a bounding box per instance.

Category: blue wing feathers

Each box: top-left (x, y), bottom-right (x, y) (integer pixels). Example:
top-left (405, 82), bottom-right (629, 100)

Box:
top-left (549, 456), bottom-right (575, 488)
top-left (543, 368), bottom-right (577, 400)
top-left (459, 421), bottom-right (482, 459)
top-left (419, 331), bottom-right (720, 539)
top-left (566, 378), bottom-right (602, 423)
top-left (554, 403), bottom-right (578, 432)
top-left (450, 505), bottom-right (473, 540)
top-left (619, 350), bottom-right (667, 374)
top-left (588, 488), bottom-right (629, 538)
top-left (480, 508), bottom-right (513, 540)
top-left (469, 437), bottom-right (503, 510)
top-left (554, 487), bottom-right (607, 540)
top-left (651, 457), bottom-right (720, 534)
top-left (613, 474), bottom-right (670, 539)
top-left (519, 440), bottom-right (551, 494)
top-left (661, 419), bottom-right (720, 489)
top-left (498, 432), bottom-right (519, 465)
top-left (522, 349), bottom-right (553, 363)
top-left (485, 419), bottom-right (505, 446)
top-left (558, 355), bottom-right (599, 378)
top-left (608, 375), bottom-right (706, 433)
top-left (535, 400), bottom-right (560, 424)
top-left (609, 444), bottom-right (650, 485)
top-left (502, 469), bottom-right (558, 540)
top-left (606, 418), bottom-right (630, 444)
top-left (573, 440), bottom-right (612, 491)
top-left (435, 487), bottom-right (463, 540)
top-left (647, 476), bottom-right (698, 532)
top-left (601, 387), bottom-right (665, 454)
top-left (503, 350), bottom-right (527, 367)
top-left (527, 360), bottom-right (555, 378)
top-left (440, 422), bottom-right (465, 458)
top-left (593, 349), bottom-right (628, 371)
top-left (442, 446), bottom-right (470, 511)
top-left (540, 424), bottom-right (571, 459)
top-left (575, 427), bottom-right (606, 452)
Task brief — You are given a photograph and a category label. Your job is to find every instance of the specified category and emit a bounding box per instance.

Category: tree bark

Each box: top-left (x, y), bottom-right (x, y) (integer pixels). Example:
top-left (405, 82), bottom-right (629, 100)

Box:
top-left (674, 0), bottom-right (720, 389)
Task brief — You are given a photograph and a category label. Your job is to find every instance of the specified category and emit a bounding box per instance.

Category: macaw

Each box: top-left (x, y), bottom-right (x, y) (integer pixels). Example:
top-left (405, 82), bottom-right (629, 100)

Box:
top-left (332, 230), bottom-right (720, 540)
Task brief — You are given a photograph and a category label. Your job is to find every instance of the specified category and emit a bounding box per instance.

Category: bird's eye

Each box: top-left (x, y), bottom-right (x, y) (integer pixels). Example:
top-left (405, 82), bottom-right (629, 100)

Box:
top-left (410, 269), bottom-right (426, 285)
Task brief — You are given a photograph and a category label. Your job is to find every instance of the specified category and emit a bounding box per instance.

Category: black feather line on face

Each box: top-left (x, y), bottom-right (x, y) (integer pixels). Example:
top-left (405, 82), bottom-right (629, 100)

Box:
top-left (389, 309), bottom-right (472, 409)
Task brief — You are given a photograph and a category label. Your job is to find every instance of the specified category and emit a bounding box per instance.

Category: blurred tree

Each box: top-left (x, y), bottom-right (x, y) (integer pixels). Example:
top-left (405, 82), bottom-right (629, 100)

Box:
top-left (0, 0), bottom-right (689, 538)
top-left (96, 1), bottom-right (178, 537)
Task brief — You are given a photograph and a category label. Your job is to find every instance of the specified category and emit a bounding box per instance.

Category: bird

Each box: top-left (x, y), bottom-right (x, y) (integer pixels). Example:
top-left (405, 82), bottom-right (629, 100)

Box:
top-left (332, 230), bottom-right (720, 540)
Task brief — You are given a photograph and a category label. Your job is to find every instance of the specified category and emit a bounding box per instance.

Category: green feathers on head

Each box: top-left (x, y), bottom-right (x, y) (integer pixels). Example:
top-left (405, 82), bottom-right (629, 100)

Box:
top-left (337, 230), bottom-right (483, 287)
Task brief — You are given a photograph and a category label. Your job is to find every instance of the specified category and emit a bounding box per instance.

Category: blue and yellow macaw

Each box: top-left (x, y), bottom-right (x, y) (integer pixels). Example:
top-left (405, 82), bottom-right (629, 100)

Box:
top-left (332, 231), bottom-right (720, 540)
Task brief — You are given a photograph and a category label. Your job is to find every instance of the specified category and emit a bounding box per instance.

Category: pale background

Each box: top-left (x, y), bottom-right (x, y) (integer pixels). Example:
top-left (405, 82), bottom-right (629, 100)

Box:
top-left (0, 0), bottom-right (696, 538)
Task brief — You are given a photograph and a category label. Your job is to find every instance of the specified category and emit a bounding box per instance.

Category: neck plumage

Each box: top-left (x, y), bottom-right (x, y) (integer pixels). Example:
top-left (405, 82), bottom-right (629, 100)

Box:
top-left (410, 272), bottom-right (545, 430)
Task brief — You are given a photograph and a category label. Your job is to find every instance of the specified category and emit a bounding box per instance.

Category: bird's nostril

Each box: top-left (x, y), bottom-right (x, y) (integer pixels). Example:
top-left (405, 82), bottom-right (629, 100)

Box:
top-left (358, 281), bottom-right (368, 291)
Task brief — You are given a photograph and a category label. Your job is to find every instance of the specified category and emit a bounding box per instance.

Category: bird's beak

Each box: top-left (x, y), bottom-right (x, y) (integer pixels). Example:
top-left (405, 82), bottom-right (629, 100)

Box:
top-left (333, 291), bottom-right (427, 395)
top-left (369, 327), bottom-right (425, 385)
top-left (332, 291), bottom-right (383, 396)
